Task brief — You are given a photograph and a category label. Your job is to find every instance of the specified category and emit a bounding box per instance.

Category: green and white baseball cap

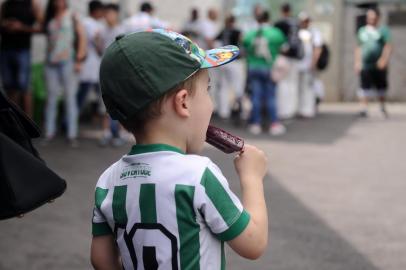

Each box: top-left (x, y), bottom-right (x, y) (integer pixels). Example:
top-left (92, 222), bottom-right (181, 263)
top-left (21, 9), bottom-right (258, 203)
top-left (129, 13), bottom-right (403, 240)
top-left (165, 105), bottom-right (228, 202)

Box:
top-left (100, 28), bottom-right (239, 122)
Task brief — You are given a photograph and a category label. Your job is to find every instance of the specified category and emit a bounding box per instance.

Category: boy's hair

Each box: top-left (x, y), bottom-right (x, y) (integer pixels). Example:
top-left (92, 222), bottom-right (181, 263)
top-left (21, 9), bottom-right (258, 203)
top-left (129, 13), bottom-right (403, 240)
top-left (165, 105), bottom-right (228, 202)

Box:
top-left (122, 71), bottom-right (200, 134)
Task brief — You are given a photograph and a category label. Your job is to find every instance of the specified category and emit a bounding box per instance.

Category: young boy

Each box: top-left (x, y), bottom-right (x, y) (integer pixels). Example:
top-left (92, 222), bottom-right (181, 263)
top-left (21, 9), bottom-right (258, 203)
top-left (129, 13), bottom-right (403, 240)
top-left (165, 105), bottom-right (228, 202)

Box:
top-left (91, 29), bottom-right (268, 269)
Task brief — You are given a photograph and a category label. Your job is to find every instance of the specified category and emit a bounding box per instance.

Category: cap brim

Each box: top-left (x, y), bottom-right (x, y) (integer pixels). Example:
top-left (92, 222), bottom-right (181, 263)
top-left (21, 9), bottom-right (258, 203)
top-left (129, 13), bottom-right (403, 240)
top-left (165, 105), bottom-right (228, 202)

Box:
top-left (201, 45), bottom-right (240, 69)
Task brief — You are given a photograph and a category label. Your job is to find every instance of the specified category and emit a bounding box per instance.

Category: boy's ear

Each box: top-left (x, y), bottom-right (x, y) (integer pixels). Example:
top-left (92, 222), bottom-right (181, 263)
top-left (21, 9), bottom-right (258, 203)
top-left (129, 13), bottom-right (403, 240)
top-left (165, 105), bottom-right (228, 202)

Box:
top-left (173, 89), bottom-right (190, 118)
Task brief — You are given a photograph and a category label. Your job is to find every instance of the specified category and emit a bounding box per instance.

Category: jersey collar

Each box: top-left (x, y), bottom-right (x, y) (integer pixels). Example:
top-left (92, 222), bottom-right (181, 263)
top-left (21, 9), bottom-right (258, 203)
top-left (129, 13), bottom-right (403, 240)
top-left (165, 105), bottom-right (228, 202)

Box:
top-left (128, 144), bottom-right (185, 155)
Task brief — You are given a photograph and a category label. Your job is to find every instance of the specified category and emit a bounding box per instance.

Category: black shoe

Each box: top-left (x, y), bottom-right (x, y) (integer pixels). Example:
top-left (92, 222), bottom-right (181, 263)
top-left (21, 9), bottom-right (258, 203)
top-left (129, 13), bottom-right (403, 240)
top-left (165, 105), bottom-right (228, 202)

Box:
top-left (381, 108), bottom-right (389, 119)
top-left (358, 111), bottom-right (368, 118)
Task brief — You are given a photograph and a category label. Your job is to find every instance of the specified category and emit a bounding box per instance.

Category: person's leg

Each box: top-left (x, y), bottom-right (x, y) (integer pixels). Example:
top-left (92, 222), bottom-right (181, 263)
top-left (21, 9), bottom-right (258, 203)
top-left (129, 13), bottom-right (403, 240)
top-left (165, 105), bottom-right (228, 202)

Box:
top-left (1, 50), bottom-right (20, 104)
top-left (265, 69), bottom-right (286, 135)
top-left (297, 71), bottom-right (305, 117)
top-left (248, 70), bottom-right (263, 131)
top-left (375, 69), bottom-right (389, 118)
top-left (60, 61), bottom-right (79, 142)
top-left (208, 68), bottom-right (221, 116)
top-left (358, 69), bottom-right (372, 117)
top-left (277, 58), bottom-right (299, 119)
top-left (44, 64), bottom-right (61, 139)
top-left (231, 60), bottom-right (246, 100)
top-left (16, 49), bottom-right (33, 118)
top-left (298, 71), bottom-right (316, 118)
top-left (264, 74), bottom-right (278, 124)
top-left (77, 81), bottom-right (91, 112)
top-left (217, 64), bottom-right (231, 119)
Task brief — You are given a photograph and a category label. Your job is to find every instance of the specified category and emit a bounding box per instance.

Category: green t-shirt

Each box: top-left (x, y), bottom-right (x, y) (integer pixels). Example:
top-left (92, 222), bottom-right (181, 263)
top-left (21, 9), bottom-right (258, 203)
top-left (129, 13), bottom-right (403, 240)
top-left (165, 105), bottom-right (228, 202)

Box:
top-left (243, 25), bottom-right (286, 69)
top-left (357, 25), bottom-right (391, 70)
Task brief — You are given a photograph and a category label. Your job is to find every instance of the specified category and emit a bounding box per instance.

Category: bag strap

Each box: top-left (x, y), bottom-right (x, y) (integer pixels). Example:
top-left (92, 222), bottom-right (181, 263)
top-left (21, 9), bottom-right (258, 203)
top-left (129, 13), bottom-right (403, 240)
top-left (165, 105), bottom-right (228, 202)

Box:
top-left (0, 91), bottom-right (41, 138)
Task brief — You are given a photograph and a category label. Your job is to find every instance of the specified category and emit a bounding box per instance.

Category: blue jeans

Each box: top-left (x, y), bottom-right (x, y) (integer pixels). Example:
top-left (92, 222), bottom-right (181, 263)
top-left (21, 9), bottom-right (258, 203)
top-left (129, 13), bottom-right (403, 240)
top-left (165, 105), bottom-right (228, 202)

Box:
top-left (248, 68), bottom-right (279, 125)
top-left (0, 49), bottom-right (31, 92)
top-left (77, 82), bottom-right (100, 111)
top-left (45, 61), bottom-right (78, 139)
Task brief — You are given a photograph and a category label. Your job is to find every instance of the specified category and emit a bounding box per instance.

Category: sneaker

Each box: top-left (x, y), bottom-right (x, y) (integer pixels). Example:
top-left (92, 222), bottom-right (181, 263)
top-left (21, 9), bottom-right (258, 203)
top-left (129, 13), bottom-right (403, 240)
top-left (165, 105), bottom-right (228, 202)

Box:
top-left (248, 124), bottom-right (262, 135)
top-left (358, 110), bottom-right (368, 118)
top-left (381, 108), bottom-right (389, 119)
top-left (270, 123), bottom-right (286, 136)
top-left (98, 135), bottom-right (111, 147)
top-left (68, 138), bottom-right (79, 148)
top-left (40, 136), bottom-right (54, 146)
top-left (112, 137), bottom-right (126, 147)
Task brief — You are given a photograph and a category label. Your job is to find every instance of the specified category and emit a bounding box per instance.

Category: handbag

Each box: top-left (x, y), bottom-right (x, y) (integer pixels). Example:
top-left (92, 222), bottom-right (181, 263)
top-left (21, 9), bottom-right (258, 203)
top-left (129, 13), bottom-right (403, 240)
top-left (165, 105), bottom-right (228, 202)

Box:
top-left (0, 91), bottom-right (67, 220)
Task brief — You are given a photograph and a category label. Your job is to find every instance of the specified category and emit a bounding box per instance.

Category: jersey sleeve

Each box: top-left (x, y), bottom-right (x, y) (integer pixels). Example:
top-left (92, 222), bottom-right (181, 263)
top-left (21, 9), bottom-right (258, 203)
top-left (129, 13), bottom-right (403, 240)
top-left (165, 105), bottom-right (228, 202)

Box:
top-left (381, 26), bottom-right (391, 43)
top-left (92, 187), bottom-right (113, 236)
top-left (357, 27), bottom-right (363, 46)
top-left (197, 161), bottom-right (250, 241)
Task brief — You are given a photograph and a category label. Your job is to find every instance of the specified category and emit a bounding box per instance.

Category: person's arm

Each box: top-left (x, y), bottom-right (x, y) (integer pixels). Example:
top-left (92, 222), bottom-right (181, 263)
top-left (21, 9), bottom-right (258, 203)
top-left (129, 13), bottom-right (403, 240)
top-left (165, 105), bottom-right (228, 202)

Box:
top-left (91, 235), bottom-right (122, 270)
top-left (31, 0), bottom-right (44, 32)
top-left (354, 46), bottom-right (362, 74)
top-left (72, 14), bottom-right (87, 73)
top-left (228, 144), bottom-right (268, 259)
top-left (377, 27), bottom-right (392, 70)
top-left (312, 46), bottom-right (322, 70)
top-left (377, 43), bottom-right (392, 70)
top-left (354, 29), bottom-right (363, 74)
top-left (311, 30), bottom-right (323, 70)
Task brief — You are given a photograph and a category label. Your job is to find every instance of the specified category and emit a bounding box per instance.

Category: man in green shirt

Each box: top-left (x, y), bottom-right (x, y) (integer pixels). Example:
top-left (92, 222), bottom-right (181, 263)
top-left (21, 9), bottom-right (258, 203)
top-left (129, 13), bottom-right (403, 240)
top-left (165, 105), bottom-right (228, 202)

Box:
top-left (243, 11), bottom-right (286, 136)
top-left (355, 8), bottom-right (392, 118)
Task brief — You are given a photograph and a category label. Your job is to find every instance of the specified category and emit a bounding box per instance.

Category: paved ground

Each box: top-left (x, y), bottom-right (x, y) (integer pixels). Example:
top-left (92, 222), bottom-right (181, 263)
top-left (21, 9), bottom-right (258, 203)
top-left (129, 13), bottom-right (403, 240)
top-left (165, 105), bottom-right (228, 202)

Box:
top-left (0, 103), bottom-right (405, 270)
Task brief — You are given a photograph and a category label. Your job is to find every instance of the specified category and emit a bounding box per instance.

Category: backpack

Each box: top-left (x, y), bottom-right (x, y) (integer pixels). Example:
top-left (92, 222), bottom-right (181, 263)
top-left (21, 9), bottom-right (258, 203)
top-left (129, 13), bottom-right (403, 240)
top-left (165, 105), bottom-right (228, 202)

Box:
top-left (253, 28), bottom-right (272, 63)
top-left (277, 18), bottom-right (304, 60)
top-left (316, 43), bottom-right (330, 71)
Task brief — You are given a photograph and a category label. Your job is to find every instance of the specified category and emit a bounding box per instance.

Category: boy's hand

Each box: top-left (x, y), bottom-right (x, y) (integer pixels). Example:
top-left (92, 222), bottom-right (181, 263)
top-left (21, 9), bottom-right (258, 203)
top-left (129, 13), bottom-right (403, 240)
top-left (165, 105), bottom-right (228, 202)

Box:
top-left (234, 144), bottom-right (268, 181)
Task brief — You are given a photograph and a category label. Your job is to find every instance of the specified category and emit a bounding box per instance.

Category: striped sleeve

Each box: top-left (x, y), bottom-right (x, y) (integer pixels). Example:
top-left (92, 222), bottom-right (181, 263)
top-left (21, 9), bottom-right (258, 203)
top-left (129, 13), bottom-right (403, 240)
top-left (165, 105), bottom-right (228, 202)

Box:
top-left (92, 187), bottom-right (113, 236)
top-left (198, 161), bottom-right (250, 241)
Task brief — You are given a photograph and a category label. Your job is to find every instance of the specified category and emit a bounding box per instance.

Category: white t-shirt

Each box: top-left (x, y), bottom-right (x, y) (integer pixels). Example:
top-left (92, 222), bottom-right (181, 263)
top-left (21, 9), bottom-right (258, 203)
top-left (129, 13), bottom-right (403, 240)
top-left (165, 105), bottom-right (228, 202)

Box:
top-left (122, 12), bottom-right (168, 34)
top-left (196, 19), bottom-right (218, 49)
top-left (298, 27), bottom-right (323, 71)
top-left (92, 144), bottom-right (249, 270)
top-left (100, 23), bottom-right (124, 51)
top-left (79, 16), bottom-right (104, 82)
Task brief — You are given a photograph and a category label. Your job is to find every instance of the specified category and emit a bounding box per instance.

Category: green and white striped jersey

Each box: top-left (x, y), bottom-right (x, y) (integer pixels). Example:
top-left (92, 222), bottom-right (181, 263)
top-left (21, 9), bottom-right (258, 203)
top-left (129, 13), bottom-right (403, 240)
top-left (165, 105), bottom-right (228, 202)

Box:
top-left (92, 144), bottom-right (250, 270)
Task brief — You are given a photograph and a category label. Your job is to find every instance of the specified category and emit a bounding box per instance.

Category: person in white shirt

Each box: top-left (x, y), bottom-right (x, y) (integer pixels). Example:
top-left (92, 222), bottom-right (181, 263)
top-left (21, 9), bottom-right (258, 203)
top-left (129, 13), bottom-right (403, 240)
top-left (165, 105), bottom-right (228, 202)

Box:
top-left (77, 0), bottom-right (104, 112)
top-left (98, 3), bottom-right (127, 147)
top-left (296, 12), bottom-right (323, 118)
top-left (181, 8), bottom-right (200, 41)
top-left (197, 8), bottom-right (219, 50)
top-left (122, 2), bottom-right (168, 34)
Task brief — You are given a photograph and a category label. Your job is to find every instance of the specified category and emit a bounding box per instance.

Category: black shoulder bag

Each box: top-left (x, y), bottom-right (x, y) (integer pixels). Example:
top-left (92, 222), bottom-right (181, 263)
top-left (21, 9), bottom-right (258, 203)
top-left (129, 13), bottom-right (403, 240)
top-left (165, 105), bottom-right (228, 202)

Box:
top-left (0, 90), bottom-right (66, 220)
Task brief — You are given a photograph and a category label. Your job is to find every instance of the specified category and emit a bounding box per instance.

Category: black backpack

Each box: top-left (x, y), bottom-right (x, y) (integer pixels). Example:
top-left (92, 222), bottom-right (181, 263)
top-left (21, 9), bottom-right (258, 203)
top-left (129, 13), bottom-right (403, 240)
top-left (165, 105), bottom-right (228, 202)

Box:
top-left (276, 18), bottom-right (304, 60)
top-left (316, 43), bottom-right (330, 71)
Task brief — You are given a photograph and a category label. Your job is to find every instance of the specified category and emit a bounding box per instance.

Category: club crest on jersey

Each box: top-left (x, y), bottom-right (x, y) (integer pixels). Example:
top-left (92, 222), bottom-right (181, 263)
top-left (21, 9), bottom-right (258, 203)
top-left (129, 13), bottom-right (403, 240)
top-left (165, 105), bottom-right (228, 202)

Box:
top-left (121, 163), bottom-right (152, 179)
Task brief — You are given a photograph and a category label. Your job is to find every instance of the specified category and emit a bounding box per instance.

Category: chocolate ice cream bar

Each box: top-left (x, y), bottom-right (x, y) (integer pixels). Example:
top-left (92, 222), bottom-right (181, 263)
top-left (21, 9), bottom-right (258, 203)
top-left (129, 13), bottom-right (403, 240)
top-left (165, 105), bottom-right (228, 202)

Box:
top-left (206, 125), bottom-right (244, 154)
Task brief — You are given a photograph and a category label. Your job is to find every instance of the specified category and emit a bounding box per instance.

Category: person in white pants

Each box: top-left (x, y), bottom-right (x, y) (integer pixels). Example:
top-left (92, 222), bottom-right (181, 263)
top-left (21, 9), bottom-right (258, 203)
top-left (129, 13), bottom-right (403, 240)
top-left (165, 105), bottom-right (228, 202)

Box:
top-left (214, 15), bottom-right (245, 119)
top-left (296, 12), bottom-right (323, 118)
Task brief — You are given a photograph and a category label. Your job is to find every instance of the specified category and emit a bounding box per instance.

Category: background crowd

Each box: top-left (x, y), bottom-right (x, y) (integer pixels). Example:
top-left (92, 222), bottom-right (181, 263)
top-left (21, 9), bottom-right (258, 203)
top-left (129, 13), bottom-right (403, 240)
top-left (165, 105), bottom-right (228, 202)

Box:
top-left (0, 0), bottom-right (391, 147)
